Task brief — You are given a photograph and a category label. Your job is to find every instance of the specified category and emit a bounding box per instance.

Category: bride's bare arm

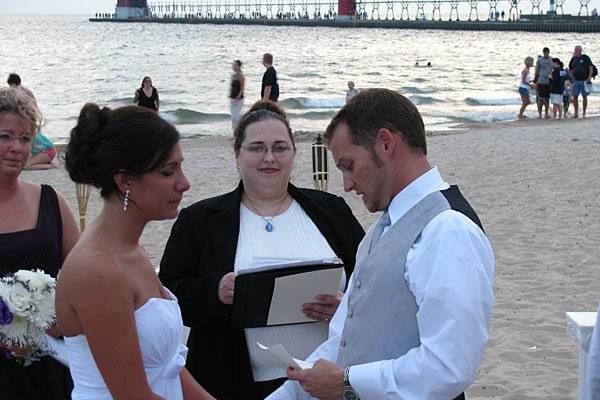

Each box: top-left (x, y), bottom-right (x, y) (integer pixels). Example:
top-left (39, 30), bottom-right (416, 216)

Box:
top-left (180, 368), bottom-right (216, 400)
top-left (64, 253), bottom-right (163, 400)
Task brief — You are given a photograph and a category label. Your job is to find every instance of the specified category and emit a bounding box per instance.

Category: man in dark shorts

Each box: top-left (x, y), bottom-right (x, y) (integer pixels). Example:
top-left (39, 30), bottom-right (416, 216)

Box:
top-left (534, 47), bottom-right (552, 119)
top-left (261, 53), bottom-right (279, 102)
top-left (568, 45), bottom-right (595, 118)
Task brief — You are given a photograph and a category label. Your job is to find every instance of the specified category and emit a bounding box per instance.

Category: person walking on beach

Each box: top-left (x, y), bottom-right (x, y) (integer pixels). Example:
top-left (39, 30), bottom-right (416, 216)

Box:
top-left (267, 88), bottom-right (494, 400)
top-left (261, 53), bottom-right (279, 102)
top-left (568, 45), bottom-right (595, 118)
top-left (346, 81), bottom-right (358, 103)
top-left (518, 56), bottom-right (535, 119)
top-left (7, 73), bottom-right (36, 103)
top-left (134, 76), bottom-right (160, 112)
top-left (534, 47), bottom-right (552, 119)
top-left (230, 60), bottom-right (245, 129)
top-left (549, 58), bottom-right (568, 120)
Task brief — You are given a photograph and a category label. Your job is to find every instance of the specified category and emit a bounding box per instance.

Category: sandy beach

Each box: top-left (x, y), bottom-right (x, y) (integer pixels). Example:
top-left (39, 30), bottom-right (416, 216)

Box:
top-left (22, 116), bottom-right (600, 399)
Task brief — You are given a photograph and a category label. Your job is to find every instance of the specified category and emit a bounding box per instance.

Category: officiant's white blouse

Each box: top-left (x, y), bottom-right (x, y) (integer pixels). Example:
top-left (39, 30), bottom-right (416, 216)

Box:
top-left (235, 199), bottom-right (342, 382)
top-left (268, 167), bottom-right (495, 400)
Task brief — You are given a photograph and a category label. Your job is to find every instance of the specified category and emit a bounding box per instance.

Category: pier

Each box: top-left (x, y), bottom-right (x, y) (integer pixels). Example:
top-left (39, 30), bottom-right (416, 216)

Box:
top-left (91, 0), bottom-right (600, 32)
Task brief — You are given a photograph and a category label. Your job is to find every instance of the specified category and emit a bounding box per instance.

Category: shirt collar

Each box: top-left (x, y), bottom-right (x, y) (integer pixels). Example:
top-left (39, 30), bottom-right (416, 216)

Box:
top-left (386, 167), bottom-right (449, 226)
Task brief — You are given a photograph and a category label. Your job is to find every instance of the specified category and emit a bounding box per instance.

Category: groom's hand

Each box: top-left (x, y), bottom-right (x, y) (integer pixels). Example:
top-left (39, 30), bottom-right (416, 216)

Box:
top-left (286, 359), bottom-right (345, 400)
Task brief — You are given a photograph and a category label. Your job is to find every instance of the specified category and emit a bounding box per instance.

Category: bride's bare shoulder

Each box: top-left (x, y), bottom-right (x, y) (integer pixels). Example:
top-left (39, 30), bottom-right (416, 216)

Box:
top-left (58, 246), bottom-right (129, 299)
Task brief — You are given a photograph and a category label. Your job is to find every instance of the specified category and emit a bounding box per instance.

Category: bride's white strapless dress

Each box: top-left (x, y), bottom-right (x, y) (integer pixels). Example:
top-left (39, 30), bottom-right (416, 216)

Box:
top-left (63, 290), bottom-right (188, 400)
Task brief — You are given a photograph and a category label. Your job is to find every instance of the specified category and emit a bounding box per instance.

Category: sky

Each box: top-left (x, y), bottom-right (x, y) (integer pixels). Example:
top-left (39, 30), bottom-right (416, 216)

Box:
top-left (0, 0), bottom-right (598, 15)
top-left (0, 0), bottom-right (115, 15)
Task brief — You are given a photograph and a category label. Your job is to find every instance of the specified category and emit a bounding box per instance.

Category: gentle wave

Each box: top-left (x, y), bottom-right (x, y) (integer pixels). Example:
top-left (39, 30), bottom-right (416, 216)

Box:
top-left (288, 110), bottom-right (337, 120)
top-left (446, 111), bottom-right (516, 123)
top-left (482, 73), bottom-right (504, 78)
top-left (105, 97), bottom-right (184, 107)
top-left (280, 97), bottom-right (345, 110)
top-left (408, 95), bottom-right (444, 105)
top-left (161, 109), bottom-right (230, 125)
top-left (288, 72), bottom-right (324, 78)
top-left (399, 86), bottom-right (439, 94)
top-left (107, 96), bottom-right (133, 104)
top-left (465, 97), bottom-right (521, 106)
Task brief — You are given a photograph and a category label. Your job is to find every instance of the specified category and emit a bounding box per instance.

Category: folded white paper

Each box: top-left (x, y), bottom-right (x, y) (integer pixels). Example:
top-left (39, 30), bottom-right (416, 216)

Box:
top-left (256, 342), bottom-right (313, 370)
top-left (267, 267), bottom-right (343, 325)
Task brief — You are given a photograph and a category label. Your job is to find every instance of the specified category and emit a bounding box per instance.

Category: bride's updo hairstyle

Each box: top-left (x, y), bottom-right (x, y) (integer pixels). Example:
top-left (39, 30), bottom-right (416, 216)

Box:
top-left (65, 104), bottom-right (179, 198)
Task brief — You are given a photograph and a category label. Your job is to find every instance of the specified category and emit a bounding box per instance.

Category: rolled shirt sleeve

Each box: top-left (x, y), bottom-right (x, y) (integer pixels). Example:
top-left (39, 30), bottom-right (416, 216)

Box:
top-left (349, 211), bottom-right (495, 400)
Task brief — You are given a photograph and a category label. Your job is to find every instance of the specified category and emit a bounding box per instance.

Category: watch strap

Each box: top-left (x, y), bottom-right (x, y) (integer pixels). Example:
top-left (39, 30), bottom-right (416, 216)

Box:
top-left (343, 366), bottom-right (352, 387)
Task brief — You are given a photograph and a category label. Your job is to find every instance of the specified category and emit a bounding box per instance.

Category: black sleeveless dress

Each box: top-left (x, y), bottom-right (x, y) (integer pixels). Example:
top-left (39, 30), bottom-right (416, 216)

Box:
top-left (0, 185), bottom-right (73, 400)
top-left (137, 87), bottom-right (159, 111)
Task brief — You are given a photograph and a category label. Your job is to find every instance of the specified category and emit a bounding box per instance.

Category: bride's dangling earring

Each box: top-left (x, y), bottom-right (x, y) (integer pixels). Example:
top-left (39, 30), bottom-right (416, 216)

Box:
top-left (123, 189), bottom-right (129, 211)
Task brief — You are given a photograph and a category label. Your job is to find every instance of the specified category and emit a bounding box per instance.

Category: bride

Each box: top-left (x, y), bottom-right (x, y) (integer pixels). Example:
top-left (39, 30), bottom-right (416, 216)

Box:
top-left (55, 104), bottom-right (215, 400)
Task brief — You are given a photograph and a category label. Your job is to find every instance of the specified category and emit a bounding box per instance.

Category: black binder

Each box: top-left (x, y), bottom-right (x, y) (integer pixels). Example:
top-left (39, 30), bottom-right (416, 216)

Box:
top-left (231, 262), bottom-right (343, 329)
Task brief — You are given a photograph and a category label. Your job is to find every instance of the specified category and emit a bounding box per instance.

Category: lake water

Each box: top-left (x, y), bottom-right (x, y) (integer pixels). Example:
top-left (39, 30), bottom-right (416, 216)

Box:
top-left (1, 15), bottom-right (599, 142)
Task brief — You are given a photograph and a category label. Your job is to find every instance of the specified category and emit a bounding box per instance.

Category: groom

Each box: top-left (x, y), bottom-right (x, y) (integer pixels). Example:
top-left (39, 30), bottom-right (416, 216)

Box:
top-left (267, 89), bottom-right (495, 400)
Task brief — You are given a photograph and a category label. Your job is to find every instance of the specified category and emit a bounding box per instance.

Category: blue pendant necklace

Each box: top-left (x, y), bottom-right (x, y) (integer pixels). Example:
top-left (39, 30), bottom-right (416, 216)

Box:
top-left (264, 217), bottom-right (275, 232)
top-left (243, 194), bottom-right (289, 233)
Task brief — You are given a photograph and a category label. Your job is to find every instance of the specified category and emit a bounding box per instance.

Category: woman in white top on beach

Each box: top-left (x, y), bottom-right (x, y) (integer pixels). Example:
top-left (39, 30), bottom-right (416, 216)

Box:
top-left (518, 56), bottom-right (535, 119)
top-left (55, 104), bottom-right (215, 400)
top-left (159, 100), bottom-right (364, 399)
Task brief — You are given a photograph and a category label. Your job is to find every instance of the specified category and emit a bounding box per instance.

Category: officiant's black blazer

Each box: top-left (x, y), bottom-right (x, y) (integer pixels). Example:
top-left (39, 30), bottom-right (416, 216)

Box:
top-left (159, 182), bottom-right (365, 400)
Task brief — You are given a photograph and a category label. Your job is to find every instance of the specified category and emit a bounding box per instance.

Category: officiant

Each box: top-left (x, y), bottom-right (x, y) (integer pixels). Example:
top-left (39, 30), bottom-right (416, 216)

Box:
top-left (267, 89), bottom-right (495, 400)
top-left (159, 100), bottom-right (364, 400)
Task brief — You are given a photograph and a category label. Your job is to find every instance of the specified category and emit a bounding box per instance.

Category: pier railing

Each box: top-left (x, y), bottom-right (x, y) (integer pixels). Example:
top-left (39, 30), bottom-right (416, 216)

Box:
top-left (90, 0), bottom-right (600, 22)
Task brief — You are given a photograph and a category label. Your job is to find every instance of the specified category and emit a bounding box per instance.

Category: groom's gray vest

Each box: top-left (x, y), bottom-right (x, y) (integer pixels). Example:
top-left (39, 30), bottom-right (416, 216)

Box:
top-left (337, 186), bottom-right (483, 369)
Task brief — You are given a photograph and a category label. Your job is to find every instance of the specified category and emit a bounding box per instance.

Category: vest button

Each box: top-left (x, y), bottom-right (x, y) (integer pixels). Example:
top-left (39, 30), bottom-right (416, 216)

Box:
top-left (355, 280), bottom-right (361, 289)
top-left (340, 338), bottom-right (346, 347)
top-left (348, 309), bottom-right (353, 318)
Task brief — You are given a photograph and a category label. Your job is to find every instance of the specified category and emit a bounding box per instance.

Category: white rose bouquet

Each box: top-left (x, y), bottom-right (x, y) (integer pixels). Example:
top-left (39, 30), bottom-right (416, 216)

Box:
top-left (0, 269), bottom-right (56, 366)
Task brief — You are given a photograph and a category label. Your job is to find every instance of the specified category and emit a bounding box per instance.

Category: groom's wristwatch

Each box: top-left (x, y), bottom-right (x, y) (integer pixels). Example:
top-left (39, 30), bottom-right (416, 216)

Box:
top-left (343, 367), bottom-right (360, 400)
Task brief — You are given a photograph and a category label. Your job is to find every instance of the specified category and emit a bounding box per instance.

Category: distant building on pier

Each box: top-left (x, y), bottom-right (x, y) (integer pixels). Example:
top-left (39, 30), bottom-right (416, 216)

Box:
top-left (115, 0), bottom-right (148, 19)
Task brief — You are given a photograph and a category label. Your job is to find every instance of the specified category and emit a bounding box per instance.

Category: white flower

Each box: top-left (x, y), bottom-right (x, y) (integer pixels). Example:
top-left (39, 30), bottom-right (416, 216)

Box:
top-left (13, 269), bottom-right (55, 292)
top-left (0, 269), bottom-right (57, 362)
top-left (3, 281), bottom-right (34, 317)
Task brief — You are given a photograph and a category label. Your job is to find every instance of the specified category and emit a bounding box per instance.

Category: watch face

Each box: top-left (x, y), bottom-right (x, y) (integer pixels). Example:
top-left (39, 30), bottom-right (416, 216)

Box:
top-left (343, 389), bottom-right (358, 400)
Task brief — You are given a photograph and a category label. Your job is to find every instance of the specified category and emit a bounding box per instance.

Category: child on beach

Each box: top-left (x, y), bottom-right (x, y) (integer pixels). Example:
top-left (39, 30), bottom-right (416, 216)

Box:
top-left (518, 57), bottom-right (535, 119)
top-left (549, 58), bottom-right (568, 120)
top-left (346, 81), bottom-right (358, 102)
top-left (563, 77), bottom-right (572, 117)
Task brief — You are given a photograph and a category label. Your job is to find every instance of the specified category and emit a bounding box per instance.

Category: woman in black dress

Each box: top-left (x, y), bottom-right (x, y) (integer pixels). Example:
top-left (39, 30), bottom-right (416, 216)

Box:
top-left (0, 88), bottom-right (80, 399)
top-left (134, 76), bottom-right (160, 112)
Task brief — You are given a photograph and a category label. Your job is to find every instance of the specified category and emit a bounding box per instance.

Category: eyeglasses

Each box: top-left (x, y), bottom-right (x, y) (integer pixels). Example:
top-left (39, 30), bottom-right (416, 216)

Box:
top-left (241, 143), bottom-right (293, 157)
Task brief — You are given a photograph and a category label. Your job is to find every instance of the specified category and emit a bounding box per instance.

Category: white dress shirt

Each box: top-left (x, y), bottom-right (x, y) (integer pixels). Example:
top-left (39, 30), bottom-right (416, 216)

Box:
top-left (267, 167), bottom-right (495, 400)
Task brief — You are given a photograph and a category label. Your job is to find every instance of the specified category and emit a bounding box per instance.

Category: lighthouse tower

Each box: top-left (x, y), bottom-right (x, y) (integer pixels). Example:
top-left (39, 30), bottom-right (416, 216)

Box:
top-left (337, 0), bottom-right (357, 20)
top-left (115, 0), bottom-right (148, 19)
